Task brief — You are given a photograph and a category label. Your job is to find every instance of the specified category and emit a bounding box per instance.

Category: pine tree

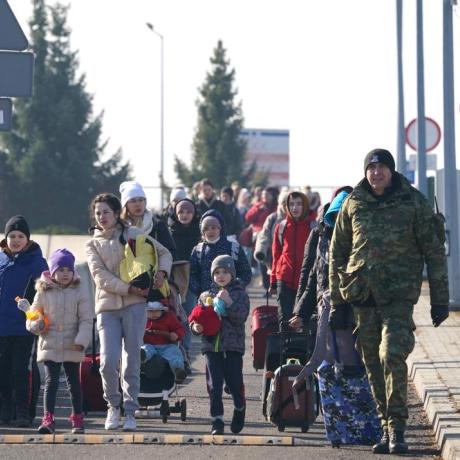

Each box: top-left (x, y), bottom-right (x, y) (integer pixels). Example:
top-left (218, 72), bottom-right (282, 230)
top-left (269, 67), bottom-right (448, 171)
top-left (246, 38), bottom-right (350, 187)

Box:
top-left (0, 0), bottom-right (131, 231)
top-left (175, 40), bottom-right (254, 189)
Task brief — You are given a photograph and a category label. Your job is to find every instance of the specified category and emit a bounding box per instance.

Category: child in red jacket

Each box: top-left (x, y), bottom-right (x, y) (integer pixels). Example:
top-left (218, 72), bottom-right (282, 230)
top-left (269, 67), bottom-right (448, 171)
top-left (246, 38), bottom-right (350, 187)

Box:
top-left (141, 302), bottom-right (186, 383)
top-left (270, 191), bottom-right (317, 330)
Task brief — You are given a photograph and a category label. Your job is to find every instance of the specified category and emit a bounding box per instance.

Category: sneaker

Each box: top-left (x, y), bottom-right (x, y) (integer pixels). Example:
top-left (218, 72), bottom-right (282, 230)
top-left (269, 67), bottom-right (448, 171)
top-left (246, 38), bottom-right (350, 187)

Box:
top-left (230, 407), bottom-right (245, 434)
top-left (123, 414), bottom-right (136, 432)
top-left (104, 406), bottom-right (121, 430)
top-left (69, 413), bottom-right (85, 434)
top-left (372, 429), bottom-right (389, 454)
top-left (389, 430), bottom-right (408, 454)
top-left (174, 367), bottom-right (187, 384)
top-left (38, 412), bottom-right (55, 434)
top-left (211, 418), bottom-right (224, 435)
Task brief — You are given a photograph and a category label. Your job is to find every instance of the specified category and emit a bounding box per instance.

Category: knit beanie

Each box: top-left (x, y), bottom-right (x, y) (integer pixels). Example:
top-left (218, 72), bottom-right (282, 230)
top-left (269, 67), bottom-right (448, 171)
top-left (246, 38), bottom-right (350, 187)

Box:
top-left (211, 255), bottom-right (236, 280)
top-left (49, 248), bottom-right (75, 276)
top-left (4, 215), bottom-right (30, 240)
top-left (324, 191), bottom-right (349, 228)
top-left (200, 216), bottom-right (221, 233)
top-left (175, 199), bottom-right (195, 215)
top-left (364, 148), bottom-right (395, 173)
top-left (119, 181), bottom-right (146, 207)
top-left (170, 187), bottom-right (187, 203)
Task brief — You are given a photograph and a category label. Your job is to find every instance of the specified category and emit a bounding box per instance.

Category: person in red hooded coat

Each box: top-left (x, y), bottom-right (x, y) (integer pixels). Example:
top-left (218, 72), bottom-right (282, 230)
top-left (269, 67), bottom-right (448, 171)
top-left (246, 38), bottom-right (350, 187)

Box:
top-left (270, 191), bottom-right (317, 330)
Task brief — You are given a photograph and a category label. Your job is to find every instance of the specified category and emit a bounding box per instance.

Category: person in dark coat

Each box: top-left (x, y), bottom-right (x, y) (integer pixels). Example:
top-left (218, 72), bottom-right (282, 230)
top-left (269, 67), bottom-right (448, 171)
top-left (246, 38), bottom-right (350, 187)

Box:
top-left (189, 209), bottom-right (252, 298)
top-left (195, 179), bottom-right (232, 235)
top-left (0, 215), bottom-right (48, 427)
top-left (169, 198), bottom-right (202, 361)
top-left (220, 186), bottom-right (243, 240)
top-left (119, 181), bottom-right (177, 260)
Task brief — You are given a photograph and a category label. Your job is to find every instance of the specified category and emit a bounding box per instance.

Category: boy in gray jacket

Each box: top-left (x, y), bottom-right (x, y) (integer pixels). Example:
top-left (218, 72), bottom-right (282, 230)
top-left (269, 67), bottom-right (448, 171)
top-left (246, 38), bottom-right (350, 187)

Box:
top-left (190, 255), bottom-right (250, 435)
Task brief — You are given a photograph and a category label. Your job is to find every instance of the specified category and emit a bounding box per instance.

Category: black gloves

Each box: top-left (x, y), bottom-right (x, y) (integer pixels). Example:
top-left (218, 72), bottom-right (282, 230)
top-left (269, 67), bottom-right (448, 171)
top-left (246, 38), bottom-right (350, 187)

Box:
top-left (431, 305), bottom-right (449, 327)
top-left (329, 303), bottom-right (353, 330)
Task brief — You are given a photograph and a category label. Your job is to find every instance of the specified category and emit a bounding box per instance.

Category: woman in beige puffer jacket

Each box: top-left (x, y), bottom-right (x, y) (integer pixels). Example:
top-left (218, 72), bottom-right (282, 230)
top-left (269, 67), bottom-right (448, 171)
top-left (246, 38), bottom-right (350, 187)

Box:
top-left (85, 193), bottom-right (172, 432)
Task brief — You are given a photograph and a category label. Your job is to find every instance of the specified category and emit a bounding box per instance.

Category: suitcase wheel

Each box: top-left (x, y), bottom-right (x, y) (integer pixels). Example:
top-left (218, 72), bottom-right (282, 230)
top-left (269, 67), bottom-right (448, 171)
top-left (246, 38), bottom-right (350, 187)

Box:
top-left (331, 441), bottom-right (341, 448)
top-left (180, 399), bottom-right (187, 422)
top-left (301, 424), bottom-right (308, 433)
top-left (277, 423), bottom-right (285, 432)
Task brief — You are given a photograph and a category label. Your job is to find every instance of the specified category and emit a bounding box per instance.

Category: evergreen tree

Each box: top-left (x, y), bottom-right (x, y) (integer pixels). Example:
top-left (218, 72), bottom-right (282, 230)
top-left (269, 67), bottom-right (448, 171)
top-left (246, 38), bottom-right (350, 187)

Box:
top-left (0, 0), bottom-right (131, 231)
top-left (175, 40), bottom-right (255, 189)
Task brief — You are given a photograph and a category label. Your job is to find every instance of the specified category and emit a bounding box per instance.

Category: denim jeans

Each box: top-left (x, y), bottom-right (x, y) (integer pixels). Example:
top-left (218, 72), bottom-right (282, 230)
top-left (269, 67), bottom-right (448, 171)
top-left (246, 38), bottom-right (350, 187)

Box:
top-left (43, 361), bottom-right (81, 414)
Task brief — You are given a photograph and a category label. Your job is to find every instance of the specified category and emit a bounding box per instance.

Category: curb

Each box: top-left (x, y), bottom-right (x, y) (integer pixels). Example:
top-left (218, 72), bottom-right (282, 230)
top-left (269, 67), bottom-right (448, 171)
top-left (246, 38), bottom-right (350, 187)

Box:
top-left (408, 341), bottom-right (460, 460)
top-left (0, 433), bottom-right (295, 446)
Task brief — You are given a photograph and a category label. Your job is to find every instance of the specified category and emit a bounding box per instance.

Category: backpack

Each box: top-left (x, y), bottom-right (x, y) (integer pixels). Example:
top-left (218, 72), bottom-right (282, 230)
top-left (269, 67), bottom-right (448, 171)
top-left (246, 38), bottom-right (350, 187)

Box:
top-left (195, 237), bottom-right (240, 263)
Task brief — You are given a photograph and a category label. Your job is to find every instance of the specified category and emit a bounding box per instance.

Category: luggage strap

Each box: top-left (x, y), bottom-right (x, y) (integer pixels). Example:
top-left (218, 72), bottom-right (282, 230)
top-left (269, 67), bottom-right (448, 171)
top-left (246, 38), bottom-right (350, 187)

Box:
top-left (273, 383), bottom-right (307, 418)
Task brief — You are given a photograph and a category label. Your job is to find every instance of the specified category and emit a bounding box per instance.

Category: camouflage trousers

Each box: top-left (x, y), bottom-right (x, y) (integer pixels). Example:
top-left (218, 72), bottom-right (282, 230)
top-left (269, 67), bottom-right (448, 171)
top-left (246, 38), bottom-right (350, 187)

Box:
top-left (353, 302), bottom-right (415, 432)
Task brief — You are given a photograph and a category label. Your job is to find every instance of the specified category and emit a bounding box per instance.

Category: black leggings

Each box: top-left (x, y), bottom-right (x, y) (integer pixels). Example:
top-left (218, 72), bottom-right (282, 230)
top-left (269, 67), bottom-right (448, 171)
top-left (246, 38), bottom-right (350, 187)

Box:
top-left (43, 361), bottom-right (82, 414)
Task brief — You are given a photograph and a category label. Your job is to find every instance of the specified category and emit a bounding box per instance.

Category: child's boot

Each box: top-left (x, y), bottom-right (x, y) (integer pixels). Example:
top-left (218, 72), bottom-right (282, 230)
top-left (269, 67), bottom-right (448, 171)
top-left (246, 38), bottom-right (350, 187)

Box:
top-left (38, 411), bottom-right (55, 434)
top-left (230, 406), bottom-right (246, 434)
top-left (69, 413), bottom-right (85, 434)
top-left (211, 417), bottom-right (224, 435)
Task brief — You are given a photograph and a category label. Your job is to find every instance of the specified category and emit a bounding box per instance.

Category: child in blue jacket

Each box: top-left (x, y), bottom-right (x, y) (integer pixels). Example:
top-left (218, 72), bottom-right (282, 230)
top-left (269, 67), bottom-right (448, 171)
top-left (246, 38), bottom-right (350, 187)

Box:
top-left (189, 209), bottom-right (251, 298)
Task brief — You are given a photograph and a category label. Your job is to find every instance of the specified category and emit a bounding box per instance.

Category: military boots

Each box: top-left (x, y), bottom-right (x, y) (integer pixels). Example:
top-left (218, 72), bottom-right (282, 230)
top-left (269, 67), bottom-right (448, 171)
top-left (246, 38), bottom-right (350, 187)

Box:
top-left (372, 428), bottom-right (389, 454)
top-left (389, 430), bottom-right (408, 454)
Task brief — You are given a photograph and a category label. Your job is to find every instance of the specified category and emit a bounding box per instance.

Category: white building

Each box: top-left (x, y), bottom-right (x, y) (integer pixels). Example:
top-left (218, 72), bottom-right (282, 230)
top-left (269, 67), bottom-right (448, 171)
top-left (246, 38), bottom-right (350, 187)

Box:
top-left (241, 129), bottom-right (289, 186)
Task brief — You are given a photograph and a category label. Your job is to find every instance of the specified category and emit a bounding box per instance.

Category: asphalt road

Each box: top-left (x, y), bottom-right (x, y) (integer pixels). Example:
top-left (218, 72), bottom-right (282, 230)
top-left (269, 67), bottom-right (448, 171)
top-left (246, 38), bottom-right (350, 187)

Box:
top-left (0, 285), bottom-right (441, 459)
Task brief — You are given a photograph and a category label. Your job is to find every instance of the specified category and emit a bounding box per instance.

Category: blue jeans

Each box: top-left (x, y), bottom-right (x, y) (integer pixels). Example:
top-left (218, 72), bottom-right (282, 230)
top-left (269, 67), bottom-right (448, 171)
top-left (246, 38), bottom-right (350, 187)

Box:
top-left (181, 290), bottom-right (196, 352)
top-left (141, 344), bottom-right (184, 371)
top-left (97, 302), bottom-right (146, 415)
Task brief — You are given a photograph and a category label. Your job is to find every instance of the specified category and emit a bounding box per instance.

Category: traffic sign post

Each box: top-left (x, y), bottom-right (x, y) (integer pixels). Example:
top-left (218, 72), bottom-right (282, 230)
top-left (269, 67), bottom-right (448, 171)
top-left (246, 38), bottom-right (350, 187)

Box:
top-left (0, 0), bottom-right (34, 131)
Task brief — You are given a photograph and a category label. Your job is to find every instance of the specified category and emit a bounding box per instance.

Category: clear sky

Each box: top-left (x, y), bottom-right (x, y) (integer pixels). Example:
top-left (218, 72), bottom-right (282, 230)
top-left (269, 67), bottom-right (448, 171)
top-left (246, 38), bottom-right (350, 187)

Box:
top-left (8, 0), bottom-right (460, 205)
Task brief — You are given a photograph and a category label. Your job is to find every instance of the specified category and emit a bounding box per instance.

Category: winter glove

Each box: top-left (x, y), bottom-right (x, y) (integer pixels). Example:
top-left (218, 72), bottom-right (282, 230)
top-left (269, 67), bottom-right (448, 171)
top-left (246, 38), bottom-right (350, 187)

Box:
top-left (328, 303), bottom-right (352, 330)
top-left (431, 305), bottom-right (449, 327)
top-left (213, 298), bottom-right (227, 317)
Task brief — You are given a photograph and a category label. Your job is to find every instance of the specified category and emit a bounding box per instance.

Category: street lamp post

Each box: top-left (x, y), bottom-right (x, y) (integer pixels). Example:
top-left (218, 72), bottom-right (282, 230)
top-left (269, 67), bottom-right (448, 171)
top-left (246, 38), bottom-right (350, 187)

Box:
top-left (146, 22), bottom-right (164, 210)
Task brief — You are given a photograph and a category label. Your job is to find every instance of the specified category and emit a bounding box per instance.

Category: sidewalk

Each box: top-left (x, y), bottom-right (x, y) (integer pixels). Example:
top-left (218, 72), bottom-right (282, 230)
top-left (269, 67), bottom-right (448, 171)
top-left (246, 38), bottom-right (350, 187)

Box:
top-left (409, 284), bottom-right (460, 460)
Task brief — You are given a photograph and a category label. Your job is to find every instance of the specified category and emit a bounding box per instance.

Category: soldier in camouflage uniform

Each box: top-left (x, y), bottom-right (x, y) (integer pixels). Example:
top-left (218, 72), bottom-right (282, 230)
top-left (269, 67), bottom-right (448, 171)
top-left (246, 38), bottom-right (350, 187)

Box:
top-left (328, 148), bottom-right (449, 455)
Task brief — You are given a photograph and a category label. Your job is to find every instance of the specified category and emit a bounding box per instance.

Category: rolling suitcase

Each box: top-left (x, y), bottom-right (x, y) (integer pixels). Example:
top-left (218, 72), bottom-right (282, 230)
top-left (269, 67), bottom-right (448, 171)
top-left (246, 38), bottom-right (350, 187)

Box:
top-left (318, 332), bottom-right (381, 447)
top-left (80, 318), bottom-right (107, 413)
top-left (266, 350), bottom-right (315, 432)
top-left (251, 295), bottom-right (278, 370)
top-left (262, 330), bottom-right (310, 416)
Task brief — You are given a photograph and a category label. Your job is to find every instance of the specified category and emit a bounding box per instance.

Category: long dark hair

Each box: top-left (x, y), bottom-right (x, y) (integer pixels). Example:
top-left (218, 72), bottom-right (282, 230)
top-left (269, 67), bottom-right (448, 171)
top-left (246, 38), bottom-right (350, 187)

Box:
top-left (88, 193), bottom-right (124, 235)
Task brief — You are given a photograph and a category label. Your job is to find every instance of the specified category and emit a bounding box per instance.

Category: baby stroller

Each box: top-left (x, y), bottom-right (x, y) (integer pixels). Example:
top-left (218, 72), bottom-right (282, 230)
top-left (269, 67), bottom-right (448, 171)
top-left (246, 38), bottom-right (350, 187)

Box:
top-left (136, 283), bottom-right (189, 423)
top-left (136, 350), bottom-right (187, 423)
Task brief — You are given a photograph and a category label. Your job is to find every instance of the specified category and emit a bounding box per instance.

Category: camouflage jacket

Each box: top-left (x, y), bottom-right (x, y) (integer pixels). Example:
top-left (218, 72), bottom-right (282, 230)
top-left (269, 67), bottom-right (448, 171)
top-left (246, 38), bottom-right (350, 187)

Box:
top-left (329, 174), bottom-right (449, 307)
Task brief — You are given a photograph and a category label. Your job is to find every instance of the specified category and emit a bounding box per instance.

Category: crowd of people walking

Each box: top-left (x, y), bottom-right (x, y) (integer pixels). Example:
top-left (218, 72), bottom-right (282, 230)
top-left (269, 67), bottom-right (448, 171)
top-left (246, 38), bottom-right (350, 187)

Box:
top-left (0, 149), bottom-right (449, 455)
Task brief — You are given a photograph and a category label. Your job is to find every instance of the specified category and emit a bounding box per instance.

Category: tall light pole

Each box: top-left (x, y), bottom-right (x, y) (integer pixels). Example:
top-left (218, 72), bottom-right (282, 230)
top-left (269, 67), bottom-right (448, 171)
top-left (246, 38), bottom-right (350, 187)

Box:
top-left (146, 22), bottom-right (164, 209)
top-left (416, 0), bottom-right (427, 196)
top-left (396, 0), bottom-right (406, 175)
top-left (443, 0), bottom-right (460, 305)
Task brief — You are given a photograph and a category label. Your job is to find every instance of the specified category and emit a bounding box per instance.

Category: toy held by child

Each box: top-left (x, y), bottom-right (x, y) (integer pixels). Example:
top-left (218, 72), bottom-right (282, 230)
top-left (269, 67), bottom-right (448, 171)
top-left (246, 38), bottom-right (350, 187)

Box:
top-left (16, 296), bottom-right (49, 335)
top-left (191, 255), bottom-right (250, 435)
top-left (30, 249), bottom-right (93, 435)
top-left (188, 294), bottom-right (222, 337)
top-left (141, 301), bottom-right (187, 384)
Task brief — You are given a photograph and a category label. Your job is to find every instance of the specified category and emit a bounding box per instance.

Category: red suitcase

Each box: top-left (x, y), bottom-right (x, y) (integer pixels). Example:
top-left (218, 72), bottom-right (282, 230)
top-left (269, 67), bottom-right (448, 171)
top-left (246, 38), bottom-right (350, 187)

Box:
top-left (266, 359), bottom-right (315, 433)
top-left (251, 304), bottom-right (278, 370)
top-left (80, 319), bottom-right (107, 413)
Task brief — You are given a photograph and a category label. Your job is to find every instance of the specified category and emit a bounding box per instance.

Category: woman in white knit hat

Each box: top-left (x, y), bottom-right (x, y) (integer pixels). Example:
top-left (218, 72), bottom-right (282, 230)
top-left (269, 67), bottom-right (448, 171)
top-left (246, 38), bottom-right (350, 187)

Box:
top-left (119, 181), bottom-right (177, 260)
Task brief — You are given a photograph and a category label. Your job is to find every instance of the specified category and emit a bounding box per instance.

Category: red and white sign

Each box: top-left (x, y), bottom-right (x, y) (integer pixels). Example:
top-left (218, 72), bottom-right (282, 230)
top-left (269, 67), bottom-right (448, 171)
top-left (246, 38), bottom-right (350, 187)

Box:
top-left (405, 117), bottom-right (442, 152)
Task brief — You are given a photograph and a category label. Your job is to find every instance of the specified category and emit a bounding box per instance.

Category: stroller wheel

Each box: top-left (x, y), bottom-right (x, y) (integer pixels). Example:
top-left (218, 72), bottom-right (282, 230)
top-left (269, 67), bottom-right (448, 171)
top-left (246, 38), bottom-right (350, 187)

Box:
top-left (180, 399), bottom-right (187, 422)
top-left (160, 400), bottom-right (170, 423)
